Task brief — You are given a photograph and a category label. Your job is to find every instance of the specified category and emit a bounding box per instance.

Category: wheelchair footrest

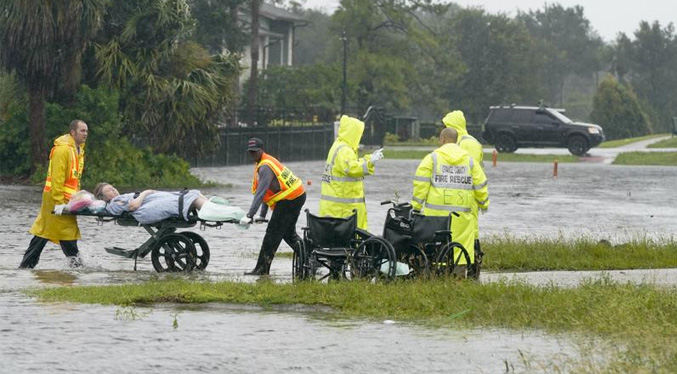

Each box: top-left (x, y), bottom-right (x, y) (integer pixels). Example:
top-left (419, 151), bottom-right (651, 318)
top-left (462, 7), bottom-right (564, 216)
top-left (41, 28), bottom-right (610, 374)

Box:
top-left (105, 246), bottom-right (138, 259)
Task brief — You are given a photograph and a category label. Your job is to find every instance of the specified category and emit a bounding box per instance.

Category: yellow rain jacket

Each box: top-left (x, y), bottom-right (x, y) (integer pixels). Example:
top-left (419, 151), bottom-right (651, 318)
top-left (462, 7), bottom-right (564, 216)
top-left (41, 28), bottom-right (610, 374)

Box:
top-left (443, 110), bottom-right (486, 238)
top-left (319, 115), bottom-right (374, 230)
top-left (29, 134), bottom-right (85, 243)
top-left (411, 143), bottom-right (489, 264)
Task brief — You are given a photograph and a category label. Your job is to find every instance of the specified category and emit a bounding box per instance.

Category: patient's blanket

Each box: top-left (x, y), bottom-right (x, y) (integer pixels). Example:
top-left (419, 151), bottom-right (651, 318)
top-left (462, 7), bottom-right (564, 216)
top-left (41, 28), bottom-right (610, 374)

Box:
top-left (198, 198), bottom-right (246, 222)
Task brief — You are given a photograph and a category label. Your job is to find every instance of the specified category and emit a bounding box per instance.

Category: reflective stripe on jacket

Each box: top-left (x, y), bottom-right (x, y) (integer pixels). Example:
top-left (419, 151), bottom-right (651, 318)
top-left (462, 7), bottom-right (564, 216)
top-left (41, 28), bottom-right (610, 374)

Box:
top-left (411, 143), bottom-right (489, 264)
top-left (319, 115), bottom-right (373, 230)
top-left (251, 153), bottom-right (304, 209)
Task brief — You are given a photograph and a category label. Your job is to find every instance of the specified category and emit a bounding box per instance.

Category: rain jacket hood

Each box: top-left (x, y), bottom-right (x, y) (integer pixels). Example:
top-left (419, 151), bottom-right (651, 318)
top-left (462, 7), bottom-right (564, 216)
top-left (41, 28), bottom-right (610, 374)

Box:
top-left (442, 110), bottom-right (468, 137)
top-left (54, 133), bottom-right (85, 154)
top-left (436, 142), bottom-right (467, 164)
top-left (338, 115), bottom-right (364, 151)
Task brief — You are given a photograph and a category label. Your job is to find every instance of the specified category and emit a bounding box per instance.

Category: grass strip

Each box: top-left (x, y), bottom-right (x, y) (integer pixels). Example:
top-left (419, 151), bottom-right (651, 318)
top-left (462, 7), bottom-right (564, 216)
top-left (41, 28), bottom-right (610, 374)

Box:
top-left (598, 134), bottom-right (667, 148)
top-left (482, 236), bottom-right (677, 271)
top-left (612, 151), bottom-right (677, 166)
top-left (384, 150), bottom-right (579, 163)
top-left (273, 237), bottom-right (677, 271)
top-left (647, 136), bottom-right (677, 148)
top-left (31, 277), bottom-right (677, 337)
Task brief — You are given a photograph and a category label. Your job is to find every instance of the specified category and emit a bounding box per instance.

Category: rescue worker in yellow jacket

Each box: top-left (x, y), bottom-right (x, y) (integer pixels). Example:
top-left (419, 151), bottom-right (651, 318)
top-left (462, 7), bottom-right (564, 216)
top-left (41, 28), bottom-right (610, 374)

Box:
top-left (319, 115), bottom-right (384, 230)
top-left (411, 127), bottom-right (489, 277)
top-left (241, 138), bottom-right (306, 275)
top-left (443, 110), bottom-right (486, 278)
top-left (19, 120), bottom-right (88, 268)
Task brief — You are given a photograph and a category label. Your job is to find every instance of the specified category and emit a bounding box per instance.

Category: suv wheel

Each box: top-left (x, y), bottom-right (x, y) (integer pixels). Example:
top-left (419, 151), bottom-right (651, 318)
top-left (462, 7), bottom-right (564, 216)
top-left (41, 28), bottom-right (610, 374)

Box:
top-left (495, 133), bottom-right (517, 153)
top-left (567, 135), bottom-right (589, 156)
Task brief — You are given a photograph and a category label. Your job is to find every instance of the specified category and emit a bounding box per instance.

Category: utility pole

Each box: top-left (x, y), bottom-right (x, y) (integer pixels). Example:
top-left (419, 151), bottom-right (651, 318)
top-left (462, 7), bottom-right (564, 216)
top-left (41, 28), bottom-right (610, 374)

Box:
top-left (340, 28), bottom-right (347, 116)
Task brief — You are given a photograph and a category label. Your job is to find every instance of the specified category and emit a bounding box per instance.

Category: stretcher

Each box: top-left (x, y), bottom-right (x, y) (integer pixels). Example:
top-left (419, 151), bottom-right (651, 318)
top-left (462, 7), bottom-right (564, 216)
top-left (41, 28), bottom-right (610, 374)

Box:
top-left (68, 210), bottom-right (238, 272)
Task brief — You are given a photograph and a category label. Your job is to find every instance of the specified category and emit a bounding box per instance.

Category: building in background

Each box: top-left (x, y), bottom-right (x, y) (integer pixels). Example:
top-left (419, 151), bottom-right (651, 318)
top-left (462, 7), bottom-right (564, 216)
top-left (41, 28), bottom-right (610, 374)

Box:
top-left (239, 3), bottom-right (307, 84)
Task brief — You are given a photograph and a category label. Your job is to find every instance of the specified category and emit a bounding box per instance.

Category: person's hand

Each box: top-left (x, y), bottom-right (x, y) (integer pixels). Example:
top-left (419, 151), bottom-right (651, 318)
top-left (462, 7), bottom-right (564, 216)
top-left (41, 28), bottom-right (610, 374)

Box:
top-left (254, 216), bottom-right (267, 223)
top-left (54, 204), bottom-right (66, 215)
top-left (239, 216), bottom-right (253, 226)
top-left (480, 207), bottom-right (488, 215)
top-left (370, 148), bottom-right (384, 164)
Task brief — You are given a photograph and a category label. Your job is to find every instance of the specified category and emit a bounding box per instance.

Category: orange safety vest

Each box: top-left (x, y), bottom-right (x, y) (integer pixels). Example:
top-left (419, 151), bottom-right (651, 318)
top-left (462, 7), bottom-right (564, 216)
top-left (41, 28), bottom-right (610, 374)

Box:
top-left (44, 142), bottom-right (84, 200)
top-left (251, 153), bottom-right (304, 209)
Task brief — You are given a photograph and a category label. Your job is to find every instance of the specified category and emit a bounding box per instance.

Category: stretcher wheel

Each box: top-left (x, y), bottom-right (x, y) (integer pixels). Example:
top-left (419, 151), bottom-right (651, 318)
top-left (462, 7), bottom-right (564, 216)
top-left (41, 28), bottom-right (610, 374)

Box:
top-left (350, 236), bottom-right (396, 281)
top-left (434, 242), bottom-right (471, 277)
top-left (291, 239), bottom-right (306, 281)
top-left (180, 232), bottom-right (210, 270)
top-left (151, 233), bottom-right (197, 272)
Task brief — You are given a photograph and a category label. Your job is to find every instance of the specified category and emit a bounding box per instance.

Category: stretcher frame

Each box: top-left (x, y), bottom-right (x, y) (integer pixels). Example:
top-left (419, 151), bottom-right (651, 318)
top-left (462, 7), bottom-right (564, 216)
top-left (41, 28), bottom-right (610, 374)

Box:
top-left (68, 210), bottom-right (237, 272)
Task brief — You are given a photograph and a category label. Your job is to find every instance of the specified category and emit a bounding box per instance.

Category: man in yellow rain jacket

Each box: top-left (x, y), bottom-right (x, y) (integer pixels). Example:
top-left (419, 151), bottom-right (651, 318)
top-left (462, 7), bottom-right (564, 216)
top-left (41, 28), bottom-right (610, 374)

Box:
top-left (319, 115), bottom-right (384, 230)
top-left (411, 127), bottom-right (489, 277)
top-left (443, 110), bottom-right (487, 278)
top-left (19, 120), bottom-right (88, 268)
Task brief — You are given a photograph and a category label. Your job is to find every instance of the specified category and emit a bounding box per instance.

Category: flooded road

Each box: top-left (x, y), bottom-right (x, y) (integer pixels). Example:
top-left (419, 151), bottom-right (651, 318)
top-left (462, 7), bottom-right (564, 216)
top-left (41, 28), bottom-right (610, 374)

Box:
top-left (2, 160), bottom-right (676, 372)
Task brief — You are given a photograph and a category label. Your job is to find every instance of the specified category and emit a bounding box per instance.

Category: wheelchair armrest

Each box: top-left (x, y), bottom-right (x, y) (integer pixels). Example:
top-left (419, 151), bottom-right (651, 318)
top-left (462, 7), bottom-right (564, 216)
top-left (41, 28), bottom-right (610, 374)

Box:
top-left (434, 230), bottom-right (452, 238)
top-left (354, 228), bottom-right (372, 240)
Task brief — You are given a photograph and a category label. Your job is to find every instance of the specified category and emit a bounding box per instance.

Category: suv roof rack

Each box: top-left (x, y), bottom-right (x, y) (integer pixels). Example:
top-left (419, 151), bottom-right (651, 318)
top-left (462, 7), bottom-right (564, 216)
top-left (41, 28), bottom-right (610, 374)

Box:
top-left (488, 104), bottom-right (566, 112)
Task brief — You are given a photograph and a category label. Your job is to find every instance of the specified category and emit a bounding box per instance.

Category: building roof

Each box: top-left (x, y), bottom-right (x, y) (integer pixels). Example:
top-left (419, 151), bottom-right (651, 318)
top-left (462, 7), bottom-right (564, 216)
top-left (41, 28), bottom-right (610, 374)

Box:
top-left (260, 3), bottom-right (306, 23)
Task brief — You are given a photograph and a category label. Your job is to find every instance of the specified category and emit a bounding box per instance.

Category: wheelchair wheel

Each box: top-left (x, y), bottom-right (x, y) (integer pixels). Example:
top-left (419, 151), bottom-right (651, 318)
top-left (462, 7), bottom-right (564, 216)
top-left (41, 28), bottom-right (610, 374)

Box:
top-left (350, 236), bottom-right (396, 281)
top-left (180, 232), bottom-right (210, 270)
top-left (151, 233), bottom-right (197, 273)
top-left (434, 242), bottom-right (471, 278)
top-left (399, 245), bottom-right (430, 279)
top-left (292, 239), bottom-right (306, 281)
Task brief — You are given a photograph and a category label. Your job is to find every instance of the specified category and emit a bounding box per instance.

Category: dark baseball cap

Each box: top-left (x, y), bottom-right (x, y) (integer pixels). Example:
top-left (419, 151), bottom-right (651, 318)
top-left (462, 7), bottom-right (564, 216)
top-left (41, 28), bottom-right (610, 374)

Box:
top-left (246, 137), bottom-right (264, 151)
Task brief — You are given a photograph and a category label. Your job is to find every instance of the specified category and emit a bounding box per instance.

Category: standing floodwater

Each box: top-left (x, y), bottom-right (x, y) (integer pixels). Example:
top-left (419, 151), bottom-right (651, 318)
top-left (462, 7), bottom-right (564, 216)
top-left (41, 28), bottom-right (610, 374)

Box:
top-left (1, 160), bottom-right (676, 372)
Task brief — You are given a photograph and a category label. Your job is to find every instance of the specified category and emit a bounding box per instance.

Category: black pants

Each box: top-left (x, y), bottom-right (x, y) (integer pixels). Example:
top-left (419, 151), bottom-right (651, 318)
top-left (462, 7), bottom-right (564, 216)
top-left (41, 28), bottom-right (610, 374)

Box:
top-left (18, 236), bottom-right (79, 269)
top-left (467, 239), bottom-right (483, 280)
top-left (252, 193), bottom-right (306, 274)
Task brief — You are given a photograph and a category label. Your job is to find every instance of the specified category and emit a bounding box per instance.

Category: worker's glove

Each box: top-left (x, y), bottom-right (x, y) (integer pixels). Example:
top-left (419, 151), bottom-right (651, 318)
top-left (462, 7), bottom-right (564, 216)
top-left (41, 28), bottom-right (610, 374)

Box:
top-left (254, 216), bottom-right (267, 224)
top-left (480, 207), bottom-right (488, 215)
top-left (239, 216), bottom-right (253, 226)
top-left (370, 148), bottom-right (384, 164)
top-left (54, 204), bottom-right (67, 215)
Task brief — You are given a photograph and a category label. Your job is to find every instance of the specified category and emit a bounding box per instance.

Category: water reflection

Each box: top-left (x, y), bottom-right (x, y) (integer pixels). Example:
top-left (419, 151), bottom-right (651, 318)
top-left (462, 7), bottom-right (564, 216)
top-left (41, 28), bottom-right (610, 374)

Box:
top-left (32, 270), bottom-right (78, 286)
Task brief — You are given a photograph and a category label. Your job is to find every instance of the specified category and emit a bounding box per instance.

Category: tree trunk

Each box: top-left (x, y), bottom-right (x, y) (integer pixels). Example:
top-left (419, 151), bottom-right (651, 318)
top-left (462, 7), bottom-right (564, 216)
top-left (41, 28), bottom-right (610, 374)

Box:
top-left (229, 1), bottom-right (240, 127)
top-left (28, 84), bottom-right (47, 174)
top-left (246, 0), bottom-right (261, 126)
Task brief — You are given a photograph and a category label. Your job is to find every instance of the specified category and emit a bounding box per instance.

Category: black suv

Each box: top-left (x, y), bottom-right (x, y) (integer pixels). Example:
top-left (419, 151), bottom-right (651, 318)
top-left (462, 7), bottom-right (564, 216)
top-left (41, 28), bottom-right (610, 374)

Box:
top-left (482, 105), bottom-right (605, 156)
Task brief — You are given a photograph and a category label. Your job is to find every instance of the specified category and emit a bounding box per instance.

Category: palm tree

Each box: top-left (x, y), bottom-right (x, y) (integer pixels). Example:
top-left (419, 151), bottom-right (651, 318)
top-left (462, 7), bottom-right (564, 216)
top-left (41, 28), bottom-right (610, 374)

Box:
top-left (95, 0), bottom-right (240, 157)
top-left (0, 0), bottom-right (105, 171)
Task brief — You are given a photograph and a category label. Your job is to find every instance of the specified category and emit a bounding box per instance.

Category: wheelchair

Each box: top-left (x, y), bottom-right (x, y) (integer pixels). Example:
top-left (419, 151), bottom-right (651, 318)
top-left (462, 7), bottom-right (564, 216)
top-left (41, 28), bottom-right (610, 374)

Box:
top-left (381, 201), bottom-right (471, 278)
top-left (294, 209), bottom-right (396, 282)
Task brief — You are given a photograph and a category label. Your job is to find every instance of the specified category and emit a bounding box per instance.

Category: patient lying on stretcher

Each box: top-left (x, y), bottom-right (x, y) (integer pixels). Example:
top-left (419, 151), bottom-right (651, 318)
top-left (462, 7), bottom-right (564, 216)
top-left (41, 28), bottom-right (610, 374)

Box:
top-left (93, 183), bottom-right (245, 225)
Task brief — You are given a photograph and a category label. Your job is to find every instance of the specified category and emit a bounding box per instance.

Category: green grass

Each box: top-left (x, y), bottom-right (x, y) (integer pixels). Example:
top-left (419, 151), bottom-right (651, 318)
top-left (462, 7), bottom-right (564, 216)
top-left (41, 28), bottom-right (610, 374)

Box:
top-left (647, 136), bottom-right (677, 148)
top-left (612, 151), bottom-right (677, 166)
top-left (599, 134), bottom-right (667, 148)
top-left (483, 236), bottom-right (677, 271)
top-left (384, 150), bottom-right (579, 163)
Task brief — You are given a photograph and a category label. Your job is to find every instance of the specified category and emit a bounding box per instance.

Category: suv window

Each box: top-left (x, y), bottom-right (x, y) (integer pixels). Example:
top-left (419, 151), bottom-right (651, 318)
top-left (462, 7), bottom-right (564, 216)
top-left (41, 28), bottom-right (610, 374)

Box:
top-left (511, 109), bottom-right (533, 123)
top-left (489, 109), bottom-right (512, 122)
top-left (547, 109), bottom-right (573, 124)
top-left (533, 112), bottom-right (555, 124)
